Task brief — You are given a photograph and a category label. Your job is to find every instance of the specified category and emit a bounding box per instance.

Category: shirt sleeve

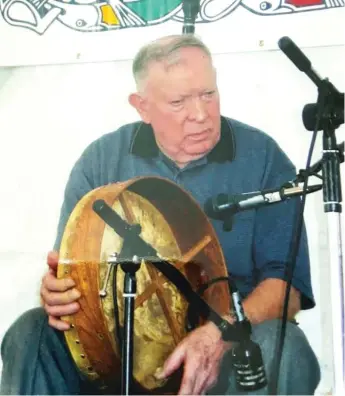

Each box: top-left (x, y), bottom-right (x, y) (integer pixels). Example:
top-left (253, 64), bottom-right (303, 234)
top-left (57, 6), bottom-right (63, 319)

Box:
top-left (252, 136), bottom-right (315, 310)
top-left (53, 142), bottom-right (99, 252)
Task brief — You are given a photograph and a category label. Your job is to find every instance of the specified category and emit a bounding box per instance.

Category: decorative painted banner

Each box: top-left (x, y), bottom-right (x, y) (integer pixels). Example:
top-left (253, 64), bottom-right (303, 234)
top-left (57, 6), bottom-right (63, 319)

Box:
top-left (0, 0), bottom-right (344, 67)
top-left (0, 0), bottom-right (343, 35)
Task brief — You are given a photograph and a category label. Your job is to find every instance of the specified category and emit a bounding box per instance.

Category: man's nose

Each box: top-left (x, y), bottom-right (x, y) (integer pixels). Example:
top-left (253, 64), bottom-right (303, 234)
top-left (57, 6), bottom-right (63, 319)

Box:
top-left (188, 98), bottom-right (208, 122)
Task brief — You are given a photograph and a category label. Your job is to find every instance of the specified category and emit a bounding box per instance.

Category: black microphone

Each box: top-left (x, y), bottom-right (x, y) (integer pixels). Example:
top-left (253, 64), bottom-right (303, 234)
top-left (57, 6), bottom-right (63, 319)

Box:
top-left (204, 184), bottom-right (322, 219)
top-left (92, 199), bottom-right (142, 239)
top-left (278, 36), bottom-right (344, 132)
top-left (229, 279), bottom-right (267, 391)
top-left (278, 36), bottom-right (342, 94)
top-left (278, 36), bottom-right (312, 74)
top-left (182, 0), bottom-right (200, 34)
top-left (278, 36), bottom-right (323, 88)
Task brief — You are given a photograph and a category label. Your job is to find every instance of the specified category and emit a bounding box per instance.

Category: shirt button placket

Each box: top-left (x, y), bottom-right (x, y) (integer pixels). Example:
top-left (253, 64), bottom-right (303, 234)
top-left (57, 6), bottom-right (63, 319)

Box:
top-left (174, 172), bottom-right (181, 184)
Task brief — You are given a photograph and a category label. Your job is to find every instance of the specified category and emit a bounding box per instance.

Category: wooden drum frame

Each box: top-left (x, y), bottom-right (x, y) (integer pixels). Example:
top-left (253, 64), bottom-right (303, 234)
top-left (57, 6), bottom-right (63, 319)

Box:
top-left (57, 176), bottom-right (231, 394)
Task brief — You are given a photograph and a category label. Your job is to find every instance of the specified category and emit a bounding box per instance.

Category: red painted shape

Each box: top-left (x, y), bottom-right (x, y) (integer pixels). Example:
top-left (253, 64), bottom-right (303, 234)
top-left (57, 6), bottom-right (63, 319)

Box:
top-left (285, 0), bottom-right (324, 7)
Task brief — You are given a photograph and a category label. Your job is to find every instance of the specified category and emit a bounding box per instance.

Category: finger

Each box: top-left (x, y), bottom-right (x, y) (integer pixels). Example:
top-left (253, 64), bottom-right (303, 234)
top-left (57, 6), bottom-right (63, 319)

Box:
top-left (48, 315), bottom-right (71, 331)
top-left (157, 343), bottom-right (187, 379)
top-left (41, 287), bottom-right (81, 306)
top-left (195, 369), bottom-right (216, 395)
top-left (43, 271), bottom-right (75, 292)
top-left (47, 251), bottom-right (59, 271)
top-left (204, 373), bottom-right (218, 394)
top-left (44, 301), bottom-right (80, 317)
top-left (180, 345), bottom-right (216, 395)
top-left (200, 358), bottom-right (223, 395)
top-left (192, 365), bottom-right (211, 394)
top-left (178, 355), bottom-right (198, 395)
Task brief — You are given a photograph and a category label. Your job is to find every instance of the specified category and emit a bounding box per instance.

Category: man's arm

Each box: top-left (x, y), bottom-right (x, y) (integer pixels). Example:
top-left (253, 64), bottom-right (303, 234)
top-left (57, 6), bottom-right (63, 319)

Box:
top-left (242, 278), bottom-right (301, 325)
top-left (222, 278), bottom-right (300, 326)
top-left (248, 136), bottom-right (315, 313)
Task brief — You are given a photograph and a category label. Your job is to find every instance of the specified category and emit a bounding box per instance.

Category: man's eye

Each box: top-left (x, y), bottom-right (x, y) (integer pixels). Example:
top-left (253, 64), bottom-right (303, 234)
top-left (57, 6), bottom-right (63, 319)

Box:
top-left (171, 100), bottom-right (183, 106)
top-left (203, 91), bottom-right (215, 98)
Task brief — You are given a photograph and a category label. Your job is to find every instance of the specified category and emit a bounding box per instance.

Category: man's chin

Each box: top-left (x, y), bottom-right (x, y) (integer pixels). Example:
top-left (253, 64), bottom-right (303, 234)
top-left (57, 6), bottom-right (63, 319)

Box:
top-left (183, 144), bottom-right (214, 159)
top-left (165, 140), bottom-right (217, 167)
top-left (178, 150), bottom-right (211, 164)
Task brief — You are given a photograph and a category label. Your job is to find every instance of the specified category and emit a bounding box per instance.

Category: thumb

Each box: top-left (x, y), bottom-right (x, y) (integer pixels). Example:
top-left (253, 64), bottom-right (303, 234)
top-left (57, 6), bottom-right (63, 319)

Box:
top-left (156, 343), bottom-right (186, 379)
top-left (47, 250), bottom-right (59, 271)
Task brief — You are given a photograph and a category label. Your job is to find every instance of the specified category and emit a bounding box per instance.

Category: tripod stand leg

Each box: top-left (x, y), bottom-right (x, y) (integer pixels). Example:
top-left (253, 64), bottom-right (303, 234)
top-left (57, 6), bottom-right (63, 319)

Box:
top-left (327, 213), bottom-right (345, 395)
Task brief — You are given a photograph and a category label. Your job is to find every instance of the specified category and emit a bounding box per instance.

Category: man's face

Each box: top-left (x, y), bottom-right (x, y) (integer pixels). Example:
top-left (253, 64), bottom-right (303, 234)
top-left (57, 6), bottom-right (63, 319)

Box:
top-left (130, 47), bottom-right (221, 167)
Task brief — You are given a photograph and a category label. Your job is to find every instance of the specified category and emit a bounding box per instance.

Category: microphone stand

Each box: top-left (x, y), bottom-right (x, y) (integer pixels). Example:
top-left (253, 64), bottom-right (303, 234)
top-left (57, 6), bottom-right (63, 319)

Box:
top-left (98, 222), bottom-right (143, 395)
top-left (278, 37), bottom-right (344, 395)
top-left (120, 255), bottom-right (141, 395)
top-left (318, 81), bottom-right (344, 396)
top-left (293, 142), bottom-right (344, 184)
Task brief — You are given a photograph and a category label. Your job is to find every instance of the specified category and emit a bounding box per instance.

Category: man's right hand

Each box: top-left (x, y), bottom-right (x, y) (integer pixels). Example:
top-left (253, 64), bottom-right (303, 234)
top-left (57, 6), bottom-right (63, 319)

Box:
top-left (40, 251), bottom-right (81, 330)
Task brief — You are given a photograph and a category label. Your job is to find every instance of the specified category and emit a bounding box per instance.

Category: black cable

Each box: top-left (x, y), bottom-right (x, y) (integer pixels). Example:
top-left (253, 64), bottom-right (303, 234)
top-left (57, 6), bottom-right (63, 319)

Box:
top-left (113, 264), bottom-right (123, 350)
top-left (269, 96), bottom-right (323, 394)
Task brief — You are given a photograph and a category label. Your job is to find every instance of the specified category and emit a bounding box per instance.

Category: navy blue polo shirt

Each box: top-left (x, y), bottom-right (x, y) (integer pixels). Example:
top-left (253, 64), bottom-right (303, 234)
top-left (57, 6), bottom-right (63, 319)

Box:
top-left (54, 116), bottom-right (315, 310)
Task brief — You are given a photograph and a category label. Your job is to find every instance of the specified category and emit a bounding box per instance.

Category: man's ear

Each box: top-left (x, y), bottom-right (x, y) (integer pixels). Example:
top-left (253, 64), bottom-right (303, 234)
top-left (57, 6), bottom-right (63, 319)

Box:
top-left (128, 93), bottom-right (151, 124)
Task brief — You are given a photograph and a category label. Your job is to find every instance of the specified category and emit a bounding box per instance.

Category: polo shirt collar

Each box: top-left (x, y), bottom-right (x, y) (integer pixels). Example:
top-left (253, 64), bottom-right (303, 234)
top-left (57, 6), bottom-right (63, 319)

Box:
top-left (130, 116), bottom-right (235, 163)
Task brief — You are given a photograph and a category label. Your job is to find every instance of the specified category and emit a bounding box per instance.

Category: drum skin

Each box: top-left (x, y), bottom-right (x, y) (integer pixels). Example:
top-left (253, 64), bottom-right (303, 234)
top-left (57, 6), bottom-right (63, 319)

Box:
top-left (57, 176), bottom-right (231, 394)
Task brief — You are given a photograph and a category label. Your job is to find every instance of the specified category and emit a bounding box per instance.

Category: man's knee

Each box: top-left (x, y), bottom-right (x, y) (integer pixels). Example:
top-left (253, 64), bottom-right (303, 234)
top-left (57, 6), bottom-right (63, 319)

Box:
top-left (1, 307), bottom-right (47, 359)
top-left (253, 319), bottom-right (321, 392)
top-left (253, 319), bottom-right (318, 361)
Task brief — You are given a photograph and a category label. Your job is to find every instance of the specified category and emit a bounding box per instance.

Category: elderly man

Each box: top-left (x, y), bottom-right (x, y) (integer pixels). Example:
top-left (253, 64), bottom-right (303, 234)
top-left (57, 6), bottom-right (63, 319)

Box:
top-left (1, 35), bottom-right (320, 395)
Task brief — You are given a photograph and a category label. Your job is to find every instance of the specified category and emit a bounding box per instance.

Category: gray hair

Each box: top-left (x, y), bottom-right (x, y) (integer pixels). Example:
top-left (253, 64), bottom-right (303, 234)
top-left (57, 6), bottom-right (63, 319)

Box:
top-left (132, 34), bottom-right (213, 90)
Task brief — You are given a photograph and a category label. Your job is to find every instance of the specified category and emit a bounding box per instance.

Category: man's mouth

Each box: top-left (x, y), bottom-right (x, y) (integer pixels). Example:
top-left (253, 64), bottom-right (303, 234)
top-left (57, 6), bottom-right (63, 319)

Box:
top-left (187, 128), bottom-right (211, 141)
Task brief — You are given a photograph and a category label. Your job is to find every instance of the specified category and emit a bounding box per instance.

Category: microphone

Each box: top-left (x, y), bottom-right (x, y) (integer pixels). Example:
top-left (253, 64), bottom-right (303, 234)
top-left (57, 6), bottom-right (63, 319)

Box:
top-left (278, 37), bottom-right (344, 133)
top-left (182, 0), bottom-right (200, 34)
top-left (278, 36), bottom-right (323, 88)
top-left (278, 36), bottom-right (312, 74)
top-left (229, 278), bottom-right (267, 391)
top-left (278, 36), bottom-right (343, 94)
top-left (92, 199), bottom-right (142, 239)
top-left (204, 184), bottom-right (322, 218)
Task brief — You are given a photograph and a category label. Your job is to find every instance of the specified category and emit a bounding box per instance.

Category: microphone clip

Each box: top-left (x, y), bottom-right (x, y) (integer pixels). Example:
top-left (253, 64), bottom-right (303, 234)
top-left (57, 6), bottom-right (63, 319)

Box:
top-left (309, 78), bottom-right (344, 133)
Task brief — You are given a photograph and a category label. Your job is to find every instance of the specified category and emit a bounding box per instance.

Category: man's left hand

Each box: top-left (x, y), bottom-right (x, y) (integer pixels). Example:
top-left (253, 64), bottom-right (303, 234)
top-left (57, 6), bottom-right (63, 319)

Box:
top-left (156, 321), bottom-right (232, 395)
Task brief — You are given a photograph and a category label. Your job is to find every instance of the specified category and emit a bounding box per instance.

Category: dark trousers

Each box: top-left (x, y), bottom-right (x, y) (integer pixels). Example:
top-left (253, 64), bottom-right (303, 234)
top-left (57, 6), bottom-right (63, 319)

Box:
top-left (0, 307), bottom-right (321, 395)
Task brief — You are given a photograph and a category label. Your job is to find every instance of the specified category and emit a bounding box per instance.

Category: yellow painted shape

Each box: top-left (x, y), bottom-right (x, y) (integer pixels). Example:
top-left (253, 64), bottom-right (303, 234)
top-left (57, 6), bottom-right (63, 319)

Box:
top-left (100, 4), bottom-right (120, 26)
